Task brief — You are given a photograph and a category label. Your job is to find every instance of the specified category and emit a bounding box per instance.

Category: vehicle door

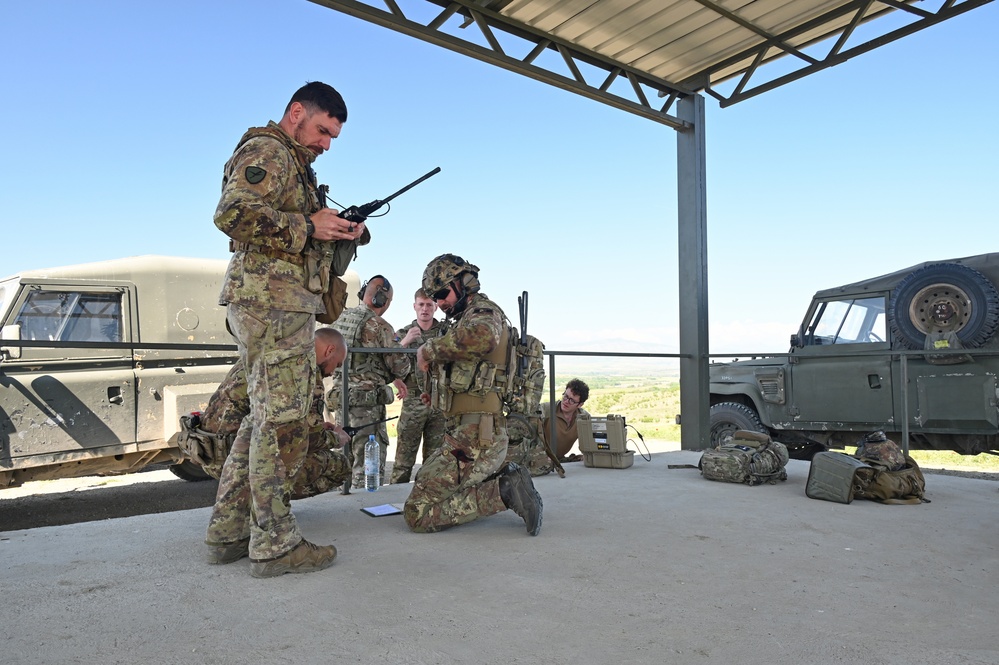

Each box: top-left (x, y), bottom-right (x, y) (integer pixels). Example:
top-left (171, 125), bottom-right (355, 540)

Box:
top-left (788, 294), bottom-right (895, 427)
top-left (0, 282), bottom-right (136, 461)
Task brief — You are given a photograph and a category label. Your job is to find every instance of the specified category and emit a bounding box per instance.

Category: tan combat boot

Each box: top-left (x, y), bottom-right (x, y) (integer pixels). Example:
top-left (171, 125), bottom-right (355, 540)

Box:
top-left (249, 540), bottom-right (338, 578)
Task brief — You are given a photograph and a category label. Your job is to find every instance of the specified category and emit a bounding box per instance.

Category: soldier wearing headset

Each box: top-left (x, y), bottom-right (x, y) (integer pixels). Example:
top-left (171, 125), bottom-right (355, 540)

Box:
top-left (328, 275), bottom-right (411, 488)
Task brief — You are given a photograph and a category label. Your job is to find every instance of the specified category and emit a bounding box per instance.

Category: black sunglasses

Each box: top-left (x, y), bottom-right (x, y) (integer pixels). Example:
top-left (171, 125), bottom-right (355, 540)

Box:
top-left (431, 287), bottom-right (451, 301)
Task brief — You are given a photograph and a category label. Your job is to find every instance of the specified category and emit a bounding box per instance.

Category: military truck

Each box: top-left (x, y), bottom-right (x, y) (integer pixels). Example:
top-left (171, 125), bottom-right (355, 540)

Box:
top-left (0, 255), bottom-right (360, 489)
top-left (708, 253), bottom-right (999, 458)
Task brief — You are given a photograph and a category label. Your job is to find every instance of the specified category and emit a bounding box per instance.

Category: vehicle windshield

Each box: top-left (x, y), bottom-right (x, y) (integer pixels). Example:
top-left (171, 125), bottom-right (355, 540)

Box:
top-left (16, 290), bottom-right (123, 342)
top-left (803, 296), bottom-right (887, 345)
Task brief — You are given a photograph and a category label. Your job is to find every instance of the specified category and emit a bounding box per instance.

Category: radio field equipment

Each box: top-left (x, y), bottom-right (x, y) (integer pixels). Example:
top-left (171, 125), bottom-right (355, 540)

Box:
top-left (577, 413), bottom-right (634, 469)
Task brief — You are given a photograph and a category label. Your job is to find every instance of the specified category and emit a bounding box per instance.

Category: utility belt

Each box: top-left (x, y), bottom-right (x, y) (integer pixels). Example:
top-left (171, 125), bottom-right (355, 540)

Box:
top-left (448, 412), bottom-right (507, 427)
top-left (230, 239), bottom-right (306, 267)
top-left (447, 391), bottom-right (503, 416)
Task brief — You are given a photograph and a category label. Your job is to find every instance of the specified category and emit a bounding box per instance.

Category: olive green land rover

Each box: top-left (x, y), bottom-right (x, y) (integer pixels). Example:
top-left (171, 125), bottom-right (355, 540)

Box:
top-left (708, 253), bottom-right (999, 458)
top-left (0, 256), bottom-right (239, 488)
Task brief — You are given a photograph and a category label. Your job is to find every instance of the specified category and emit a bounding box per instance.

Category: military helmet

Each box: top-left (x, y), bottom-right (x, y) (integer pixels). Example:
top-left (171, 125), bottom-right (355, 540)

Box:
top-left (422, 253), bottom-right (479, 297)
top-left (855, 431), bottom-right (906, 471)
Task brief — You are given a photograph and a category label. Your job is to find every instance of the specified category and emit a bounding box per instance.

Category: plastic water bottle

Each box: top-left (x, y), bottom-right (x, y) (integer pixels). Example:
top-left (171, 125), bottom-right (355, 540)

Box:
top-left (364, 434), bottom-right (379, 492)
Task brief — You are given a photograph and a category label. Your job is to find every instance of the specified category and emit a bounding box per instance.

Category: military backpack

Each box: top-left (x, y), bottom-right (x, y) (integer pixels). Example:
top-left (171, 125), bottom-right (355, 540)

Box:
top-left (805, 432), bottom-right (929, 504)
top-left (853, 432), bottom-right (928, 504)
top-left (501, 291), bottom-right (562, 477)
top-left (700, 430), bottom-right (789, 486)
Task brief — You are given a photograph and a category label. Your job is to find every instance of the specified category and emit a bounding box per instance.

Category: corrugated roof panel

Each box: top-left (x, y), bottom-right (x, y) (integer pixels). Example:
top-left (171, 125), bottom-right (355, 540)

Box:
top-left (493, 0), bottom-right (929, 87)
top-left (309, 0), bottom-right (993, 109)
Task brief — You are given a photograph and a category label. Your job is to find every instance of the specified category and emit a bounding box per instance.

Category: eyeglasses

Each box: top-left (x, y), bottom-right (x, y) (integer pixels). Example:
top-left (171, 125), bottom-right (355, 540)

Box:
top-left (431, 287), bottom-right (451, 301)
top-left (562, 392), bottom-right (580, 405)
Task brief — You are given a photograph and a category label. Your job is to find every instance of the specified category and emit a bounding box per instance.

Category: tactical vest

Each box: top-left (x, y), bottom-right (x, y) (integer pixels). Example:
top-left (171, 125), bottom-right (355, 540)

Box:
top-left (431, 323), bottom-right (510, 416)
top-left (332, 305), bottom-right (390, 384)
top-left (226, 124), bottom-right (332, 294)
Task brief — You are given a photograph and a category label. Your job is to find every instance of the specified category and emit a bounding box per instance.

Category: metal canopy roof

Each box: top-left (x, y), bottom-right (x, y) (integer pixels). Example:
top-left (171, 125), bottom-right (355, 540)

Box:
top-left (309, 0), bottom-right (992, 127)
top-left (307, 0), bottom-right (992, 451)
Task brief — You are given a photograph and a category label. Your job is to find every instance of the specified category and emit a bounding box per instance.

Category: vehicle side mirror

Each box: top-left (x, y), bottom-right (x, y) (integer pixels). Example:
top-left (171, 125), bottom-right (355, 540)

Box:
top-left (1, 324), bottom-right (22, 360)
top-left (790, 333), bottom-right (801, 348)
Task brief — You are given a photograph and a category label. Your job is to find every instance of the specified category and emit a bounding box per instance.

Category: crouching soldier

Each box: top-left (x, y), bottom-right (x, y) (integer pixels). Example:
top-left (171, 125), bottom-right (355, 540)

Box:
top-left (181, 328), bottom-right (353, 547)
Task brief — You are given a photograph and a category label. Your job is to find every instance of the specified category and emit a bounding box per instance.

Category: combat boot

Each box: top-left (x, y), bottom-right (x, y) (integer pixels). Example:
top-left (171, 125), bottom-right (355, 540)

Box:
top-left (498, 462), bottom-right (543, 536)
top-left (249, 539), bottom-right (338, 578)
top-left (206, 537), bottom-right (250, 565)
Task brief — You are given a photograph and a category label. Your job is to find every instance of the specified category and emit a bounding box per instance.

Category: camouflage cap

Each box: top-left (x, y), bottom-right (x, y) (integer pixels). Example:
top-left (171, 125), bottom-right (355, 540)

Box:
top-left (422, 253), bottom-right (479, 297)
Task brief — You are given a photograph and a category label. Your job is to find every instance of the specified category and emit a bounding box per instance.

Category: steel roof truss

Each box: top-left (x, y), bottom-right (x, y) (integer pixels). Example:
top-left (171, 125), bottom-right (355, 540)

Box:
top-left (702, 0), bottom-right (991, 106)
top-left (309, 0), bottom-right (692, 128)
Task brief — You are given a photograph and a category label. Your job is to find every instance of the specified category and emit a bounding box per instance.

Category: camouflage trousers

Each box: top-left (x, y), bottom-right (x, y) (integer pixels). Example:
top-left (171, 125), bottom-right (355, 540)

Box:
top-left (344, 404), bottom-right (389, 487)
top-left (202, 427), bottom-right (350, 497)
top-left (404, 413), bottom-right (509, 533)
top-left (292, 428), bottom-right (352, 499)
top-left (206, 305), bottom-right (315, 561)
top-left (391, 396), bottom-right (445, 484)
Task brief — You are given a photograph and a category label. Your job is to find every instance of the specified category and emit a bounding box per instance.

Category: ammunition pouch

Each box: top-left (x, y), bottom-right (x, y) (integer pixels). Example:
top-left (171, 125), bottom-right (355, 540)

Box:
top-left (432, 359), bottom-right (503, 413)
top-left (303, 243), bottom-right (332, 295)
top-left (318, 274), bottom-right (348, 324)
top-left (328, 384), bottom-right (395, 409)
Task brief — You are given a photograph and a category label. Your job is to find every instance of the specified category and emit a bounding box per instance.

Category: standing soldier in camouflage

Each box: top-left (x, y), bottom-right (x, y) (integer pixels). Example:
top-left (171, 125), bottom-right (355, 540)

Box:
top-left (390, 289), bottom-right (446, 484)
top-left (330, 275), bottom-right (411, 488)
top-left (197, 328), bottom-right (352, 499)
top-left (209, 82), bottom-right (367, 578)
top-left (405, 254), bottom-right (543, 535)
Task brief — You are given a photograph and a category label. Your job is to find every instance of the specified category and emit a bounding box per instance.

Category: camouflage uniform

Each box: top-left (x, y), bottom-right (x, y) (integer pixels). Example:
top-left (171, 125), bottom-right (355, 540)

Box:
top-left (403, 292), bottom-right (511, 532)
top-left (329, 304), bottom-right (411, 487)
top-left (208, 122), bottom-right (354, 561)
top-left (200, 360), bottom-right (350, 500)
top-left (390, 318), bottom-right (446, 484)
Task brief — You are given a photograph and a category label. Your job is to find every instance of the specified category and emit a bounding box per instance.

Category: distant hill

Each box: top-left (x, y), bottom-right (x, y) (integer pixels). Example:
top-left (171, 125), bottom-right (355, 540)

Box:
top-left (543, 338), bottom-right (679, 377)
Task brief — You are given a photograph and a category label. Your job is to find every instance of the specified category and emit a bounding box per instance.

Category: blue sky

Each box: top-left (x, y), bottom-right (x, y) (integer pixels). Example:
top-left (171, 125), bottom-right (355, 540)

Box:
top-left (2, 0), bottom-right (996, 363)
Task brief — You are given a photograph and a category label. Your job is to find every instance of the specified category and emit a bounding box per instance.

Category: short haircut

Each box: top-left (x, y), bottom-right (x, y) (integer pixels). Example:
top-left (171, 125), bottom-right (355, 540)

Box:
top-left (566, 378), bottom-right (589, 404)
top-left (316, 326), bottom-right (346, 350)
top-left (286, 81), bottom-right (348, 122)
top-left (415, 288), bottom-right (433, 301)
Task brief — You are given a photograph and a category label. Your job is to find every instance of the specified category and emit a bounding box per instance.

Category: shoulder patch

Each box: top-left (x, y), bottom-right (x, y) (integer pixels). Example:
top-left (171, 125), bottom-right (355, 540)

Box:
top-left (245, 166), bottom-right (267, 184)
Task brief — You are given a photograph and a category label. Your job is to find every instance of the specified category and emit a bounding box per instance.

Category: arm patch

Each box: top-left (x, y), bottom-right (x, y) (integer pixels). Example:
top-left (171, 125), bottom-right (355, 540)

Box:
top-left (245, 166), bottom-right (267, 184)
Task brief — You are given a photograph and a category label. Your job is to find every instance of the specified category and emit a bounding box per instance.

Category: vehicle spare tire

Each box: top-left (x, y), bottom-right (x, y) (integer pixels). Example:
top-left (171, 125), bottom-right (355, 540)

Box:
top-left (708, 402), bottom-right (766, 448)
top-left (888, 263), bottom-right (999, 350)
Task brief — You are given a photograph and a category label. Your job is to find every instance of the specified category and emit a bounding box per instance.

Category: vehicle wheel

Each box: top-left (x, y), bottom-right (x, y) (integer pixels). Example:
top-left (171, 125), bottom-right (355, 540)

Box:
top-left (888, 263), bottom-right (999, 350)
top-left (708, 402), bottom-right (766, 448)
top-left (169, 460), bottom-right (213, 482)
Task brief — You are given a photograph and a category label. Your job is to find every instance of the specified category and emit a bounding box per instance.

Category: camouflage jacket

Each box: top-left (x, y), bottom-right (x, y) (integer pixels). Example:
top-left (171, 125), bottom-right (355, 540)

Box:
top-left (396, 318), bottom-right (443, 394)
top-left (423, 292), bottom-right (507, 414)
top-left (202, 358), bottom-right (326, 439)
top-left (333, 304), bottom-right (411, 392)
top-left (215, 121), bottom-right (369, 312)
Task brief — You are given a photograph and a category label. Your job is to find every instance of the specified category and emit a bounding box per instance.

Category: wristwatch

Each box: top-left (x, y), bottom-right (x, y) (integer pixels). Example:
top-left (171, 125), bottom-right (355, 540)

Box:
top-left (305, 215), bottom-right (315, 237)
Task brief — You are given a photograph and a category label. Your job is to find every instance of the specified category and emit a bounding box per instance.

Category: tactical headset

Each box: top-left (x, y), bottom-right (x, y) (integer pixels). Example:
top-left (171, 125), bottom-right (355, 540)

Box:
top-left (359, 275), bottom-right (391, 308)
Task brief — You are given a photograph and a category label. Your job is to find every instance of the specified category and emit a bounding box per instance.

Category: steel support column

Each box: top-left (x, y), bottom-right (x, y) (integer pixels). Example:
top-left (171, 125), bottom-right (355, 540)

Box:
top-left (676, 94), bottom-right (710, 451)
